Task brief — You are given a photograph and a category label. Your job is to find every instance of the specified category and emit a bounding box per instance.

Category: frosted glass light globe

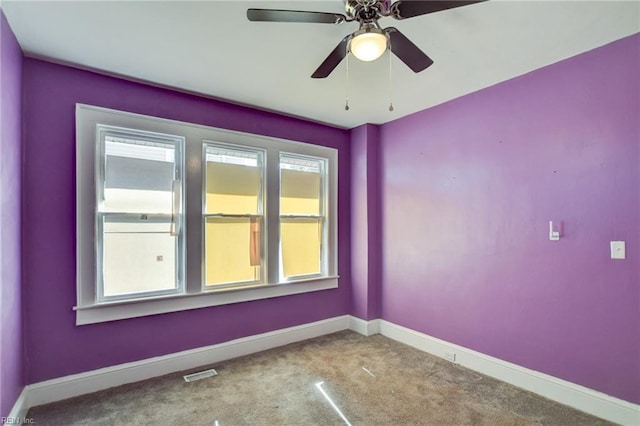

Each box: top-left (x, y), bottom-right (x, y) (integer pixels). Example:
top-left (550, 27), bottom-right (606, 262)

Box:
top-left (350, 31), bottom-right (387, 62)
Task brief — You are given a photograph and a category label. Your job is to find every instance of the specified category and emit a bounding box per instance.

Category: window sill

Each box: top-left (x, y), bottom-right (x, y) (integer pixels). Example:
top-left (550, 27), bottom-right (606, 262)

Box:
top-left (74, 276), bottom-right (339, 325)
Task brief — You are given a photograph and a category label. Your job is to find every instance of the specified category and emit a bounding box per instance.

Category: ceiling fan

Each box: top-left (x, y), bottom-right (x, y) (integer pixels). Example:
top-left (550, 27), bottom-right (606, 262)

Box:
top-left (247, 0), bottom-right (486, 79)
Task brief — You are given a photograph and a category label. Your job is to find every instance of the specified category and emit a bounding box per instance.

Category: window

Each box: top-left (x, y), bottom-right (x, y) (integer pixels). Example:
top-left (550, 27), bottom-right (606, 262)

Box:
top-left (76, 105), bottom-right (338, 324)
top-left (203, 144), bottom-right (264, 288)
top-left (97, 127), bottom-right (185, 302)
top-left (280, 155), bottom-right (327, 280)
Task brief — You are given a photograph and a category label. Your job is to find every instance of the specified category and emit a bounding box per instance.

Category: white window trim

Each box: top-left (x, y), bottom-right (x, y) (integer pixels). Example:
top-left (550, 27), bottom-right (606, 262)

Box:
top-left (75, 104), bottom-right (338, 325)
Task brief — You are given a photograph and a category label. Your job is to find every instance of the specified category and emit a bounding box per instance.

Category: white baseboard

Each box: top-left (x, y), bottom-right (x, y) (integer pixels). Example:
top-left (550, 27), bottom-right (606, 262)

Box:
top-left (25, 315), bottom-right (350, 408)
top-left (6, 387), bottom-right (29, 424)
top-left (11, 315), bottom-right (639, 426)
top-left (348, 316), bottom-right (381, 336)
top-left (379, 320), bottom-right (640, 426)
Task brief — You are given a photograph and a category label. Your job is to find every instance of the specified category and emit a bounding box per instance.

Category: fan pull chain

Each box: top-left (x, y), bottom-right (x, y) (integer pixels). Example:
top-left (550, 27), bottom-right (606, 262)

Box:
top-left (345, 48), bottom-right (350, 111)
top-left (388, 48), bottom-right (394, 112)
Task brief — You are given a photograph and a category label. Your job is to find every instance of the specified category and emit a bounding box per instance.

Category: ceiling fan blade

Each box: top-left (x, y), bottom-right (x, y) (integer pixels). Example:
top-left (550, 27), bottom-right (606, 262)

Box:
top-left (311, 36), bottom-right (351, 79)
top-left (247, 9), bottom-right (346, 24)
top-left (385, 28), bottom-right (434, 73)
top-left (391, 1), bottom-right (486, 20)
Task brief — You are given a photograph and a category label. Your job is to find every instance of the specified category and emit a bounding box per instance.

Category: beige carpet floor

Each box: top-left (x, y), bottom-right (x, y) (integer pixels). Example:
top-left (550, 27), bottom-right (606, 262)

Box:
top-left (27, 331), bottom-right (614, 425)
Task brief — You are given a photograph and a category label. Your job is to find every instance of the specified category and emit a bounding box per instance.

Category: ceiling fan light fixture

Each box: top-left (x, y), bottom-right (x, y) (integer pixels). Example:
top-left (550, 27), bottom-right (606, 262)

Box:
top-left (350, 26), bottom-right (387, 62)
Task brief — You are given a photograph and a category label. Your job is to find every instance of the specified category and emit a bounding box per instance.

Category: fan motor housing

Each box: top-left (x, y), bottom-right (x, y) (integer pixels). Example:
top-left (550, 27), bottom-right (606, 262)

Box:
top-left (345, 0), bottom-right (391, 21)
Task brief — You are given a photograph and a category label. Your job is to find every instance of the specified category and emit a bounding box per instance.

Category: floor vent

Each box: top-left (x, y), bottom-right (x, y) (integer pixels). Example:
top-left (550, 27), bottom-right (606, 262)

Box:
top-left (183, 368), bottom-right (218, 382)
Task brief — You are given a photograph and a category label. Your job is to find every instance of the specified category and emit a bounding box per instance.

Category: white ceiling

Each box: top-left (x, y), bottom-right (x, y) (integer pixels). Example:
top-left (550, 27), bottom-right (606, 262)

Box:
top-left (2, 0), bottom-right (638, 129)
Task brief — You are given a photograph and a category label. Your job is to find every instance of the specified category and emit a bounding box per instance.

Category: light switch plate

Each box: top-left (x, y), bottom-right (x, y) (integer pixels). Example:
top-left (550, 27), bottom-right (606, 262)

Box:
top-left (610, 241), bottom-right (625, 259)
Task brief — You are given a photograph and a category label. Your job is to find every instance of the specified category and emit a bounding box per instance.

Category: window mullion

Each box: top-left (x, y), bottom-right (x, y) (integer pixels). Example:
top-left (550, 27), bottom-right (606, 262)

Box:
top-left (266, 149), bottom-right (280, 285)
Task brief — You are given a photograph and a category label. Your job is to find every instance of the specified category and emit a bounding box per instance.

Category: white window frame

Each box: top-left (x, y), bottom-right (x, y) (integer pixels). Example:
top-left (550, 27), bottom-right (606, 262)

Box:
top-left (95, 125), bottom-right (186, 303)
top-left (201, 142), bottom-right (266, 290)
top-left (75, 104), bottom-right (338, 325)
top-left (279, 153), bottom-right (329, 282)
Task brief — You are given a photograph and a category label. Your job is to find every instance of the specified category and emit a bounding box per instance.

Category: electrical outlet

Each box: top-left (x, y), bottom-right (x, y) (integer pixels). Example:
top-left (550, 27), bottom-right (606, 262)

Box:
top-left (610, 241), bottom-right (625, 260)
top-left (444, 352), bottom-right (456, 362)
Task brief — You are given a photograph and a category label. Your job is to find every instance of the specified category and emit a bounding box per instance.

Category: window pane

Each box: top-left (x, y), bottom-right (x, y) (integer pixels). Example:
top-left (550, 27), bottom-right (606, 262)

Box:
top-left (279, 155), bottom-right (326, 280)
top-left (103, 136), bottom-right (176, 213)
top-left (280, 156), bottom-right (322, 216)
top-left (205, 217), bottom-right (261, 286)
top-left (102, 220), bottom-right (176, 297)
top-left (205, 146), bottom-right (262, 215)
top-left (281, 218), bottom-right (322, 278)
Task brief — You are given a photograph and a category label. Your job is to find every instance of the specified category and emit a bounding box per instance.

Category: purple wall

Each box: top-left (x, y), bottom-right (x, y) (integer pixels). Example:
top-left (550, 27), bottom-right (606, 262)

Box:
top-left (379, 34), bottom-right (640, 403)
top-left (21, 58), bottom-right (351, 384)
top-left (0, 10), bottom-right (25, 417)
top-left (350, 124), bottom-right (382, 320)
